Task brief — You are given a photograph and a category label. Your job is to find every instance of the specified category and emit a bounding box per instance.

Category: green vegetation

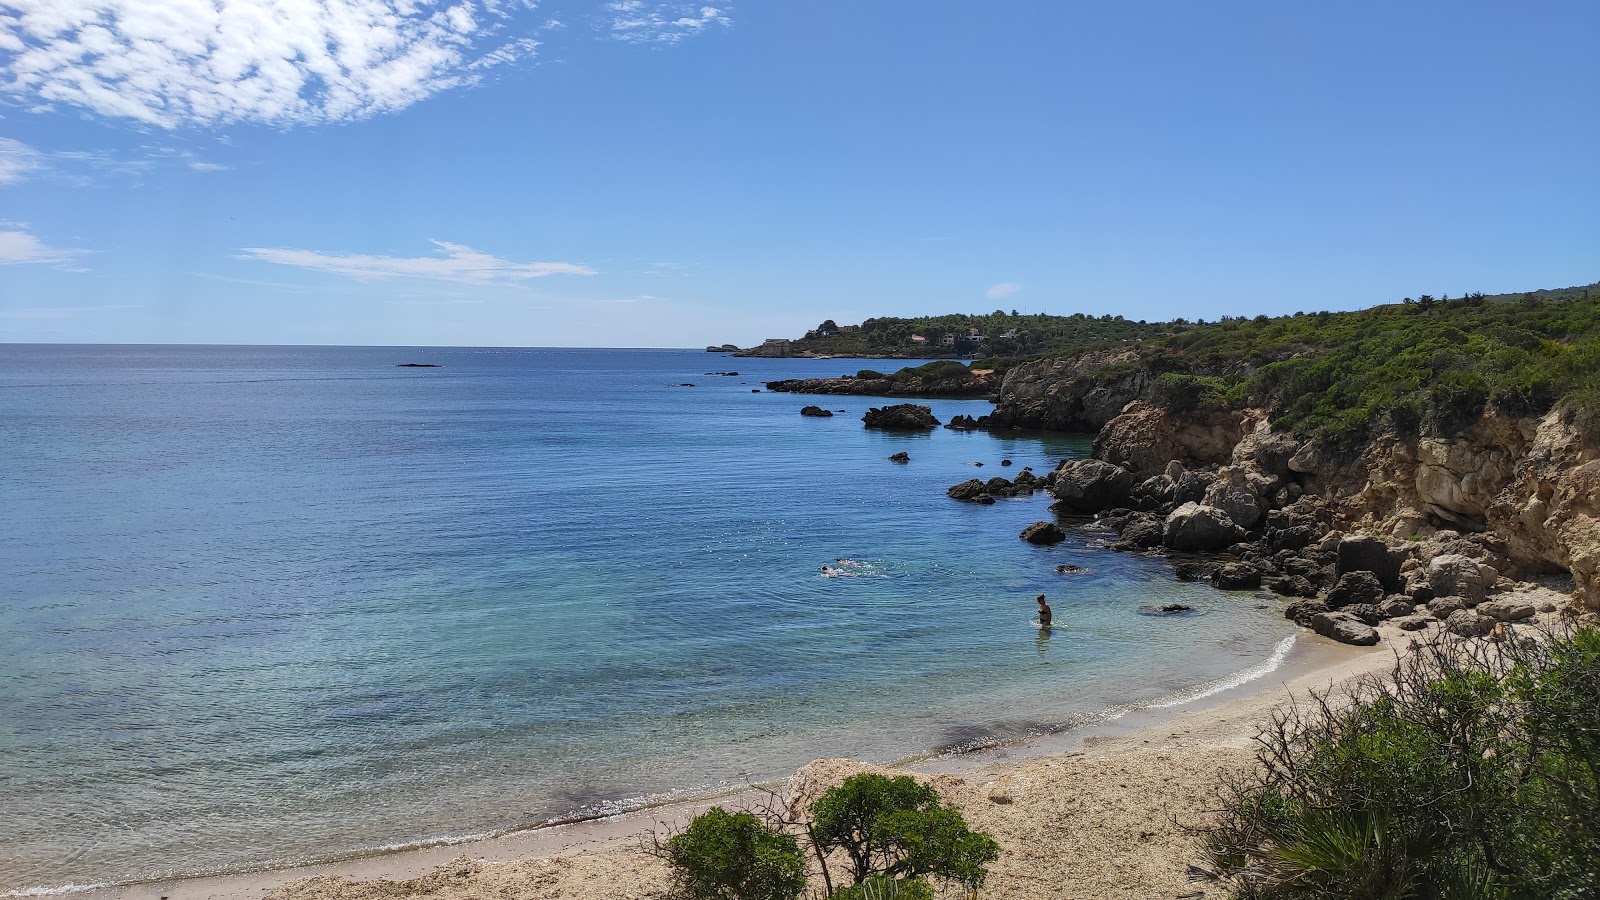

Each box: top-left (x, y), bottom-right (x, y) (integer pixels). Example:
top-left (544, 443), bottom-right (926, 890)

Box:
top-left (663, 807), bottom-right (808, 900)
top-left (658, 774), bottom-right (998, 900)
top-left (798, 283), bottom-right (1600, 447)
top-left (796, 310), bottom-right (1178, 359)
top-left (811, 773), bottom-right (1000, 889)
top-left (1204, 625), bottom-right (1600, 900)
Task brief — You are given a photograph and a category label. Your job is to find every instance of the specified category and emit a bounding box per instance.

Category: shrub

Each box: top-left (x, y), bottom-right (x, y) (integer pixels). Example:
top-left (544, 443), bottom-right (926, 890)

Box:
top-left (829, 875), bottom-right (933, 900)
top-left (1203, 625), bottom-right (1600, 899)
top-left (811, 773), bottom-right (1000, 891)
top-left (856, 369), bottom-right (887, 380)
top-left (663, 807), bottom-right (807, 900)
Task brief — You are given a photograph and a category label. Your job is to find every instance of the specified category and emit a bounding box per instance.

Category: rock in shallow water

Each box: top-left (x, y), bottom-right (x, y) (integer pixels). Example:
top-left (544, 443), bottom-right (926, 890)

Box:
top-left (1020, 521), bottom-right (1066, 545)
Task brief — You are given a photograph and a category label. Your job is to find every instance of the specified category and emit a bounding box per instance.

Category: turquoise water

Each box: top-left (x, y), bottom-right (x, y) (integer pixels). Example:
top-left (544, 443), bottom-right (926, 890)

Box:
top-left (0, 346), bottom-right (1293, 893)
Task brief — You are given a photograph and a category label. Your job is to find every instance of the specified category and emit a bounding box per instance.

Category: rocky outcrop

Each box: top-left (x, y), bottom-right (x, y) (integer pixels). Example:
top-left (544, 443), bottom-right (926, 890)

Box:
top-left (800, 405), bottom-right (834, 417)
top-left (768, 372), bottom-right (993, 398)
top-left (1333, 409), bottom-right (1600, 610)
top-left (984, 351), bottom-right (1152, 432)
top-left (1310, 610), bottom-right (1380, 646)
top-left (1163, 503), bottom-right (1246, 552)
top-left (862, 404), bottom-right (940, 430)
top-left (1020, 521), bottom-right (1066, 545)
top-left (1047, 459), bottom-right (1135, 514)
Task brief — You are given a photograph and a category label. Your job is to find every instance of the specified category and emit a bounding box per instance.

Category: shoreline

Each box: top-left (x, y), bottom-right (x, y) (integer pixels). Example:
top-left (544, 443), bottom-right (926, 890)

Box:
top-left (57, 622), bottom-right (1392, 900)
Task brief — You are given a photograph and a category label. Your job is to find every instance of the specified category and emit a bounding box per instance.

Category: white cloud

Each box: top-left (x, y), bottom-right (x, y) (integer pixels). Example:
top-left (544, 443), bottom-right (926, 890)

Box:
top-left (0, 227), bottom-right (86, 265)
top-left (607, 2), bottom-right (730, 43)
top-left (0, 1), bottom-right (732, 128)
top-left (239, 240), bottom-right (597, 285)
top-left (985, 282), bottom-right (1021, 300)
top-left (0, 138), bottom-right (45, 184)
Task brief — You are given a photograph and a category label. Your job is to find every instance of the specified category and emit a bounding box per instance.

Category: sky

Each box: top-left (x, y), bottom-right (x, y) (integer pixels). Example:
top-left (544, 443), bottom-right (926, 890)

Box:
top-left (0, 1), bottom-right (1596, 348)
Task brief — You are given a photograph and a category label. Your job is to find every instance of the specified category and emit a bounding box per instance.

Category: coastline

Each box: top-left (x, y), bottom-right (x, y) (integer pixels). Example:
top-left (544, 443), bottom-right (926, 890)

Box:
top-left (60, 617), bottom-right (1417, 900)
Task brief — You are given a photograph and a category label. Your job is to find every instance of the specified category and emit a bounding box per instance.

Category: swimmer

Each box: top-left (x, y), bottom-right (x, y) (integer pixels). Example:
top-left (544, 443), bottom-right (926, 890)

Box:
top-left (821, 565), bottom-right (840, 577)
top-left (835, 558), bottom-right (859, 567)
top-left (1036, 594), bottom-right (1053, 628)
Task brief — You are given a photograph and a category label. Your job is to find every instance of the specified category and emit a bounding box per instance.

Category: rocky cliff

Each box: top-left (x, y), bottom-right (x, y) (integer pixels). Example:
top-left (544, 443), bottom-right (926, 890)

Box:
top-left (989, 356), bottom-right (1600, 611)
top-left (766, 371), bottom-right (996, 398)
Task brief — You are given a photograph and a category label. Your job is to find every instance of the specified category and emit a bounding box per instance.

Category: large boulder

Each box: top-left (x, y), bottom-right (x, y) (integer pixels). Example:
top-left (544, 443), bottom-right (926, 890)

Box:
top-left (1427, 554), bottom-right (1495, 605)
top-left (1048, 459), bottom-right (1136, 514)
top-left (1444, 609), bottom-right (1494, 638)
top-left (1335, 535), bottom-right (1402, 592)
top-left (1378, 597), bottom-right (1416, 619)
top-left (1476, 599), bottom-right (1535, 622)
top-left (862, 404), bottom-right (939, 430)
top-left (1020, 521), bottom-right (1066, 545)
top-left (799, 405), bottom-right (834, 417)
top-left (1163, 503), bottom-right (1245, 551)
top-left (1115, 513), bottom-right (1165, 549)
top-left (1211, 562), bottom-right (1262, 591)
top-left (1325, 571), bottom-right (1387, 610)
top-left (1285, 598), bottom-right (1329, 626)
top-left (1203, 467), bottom-right (1265, 529)
top-left (1311, 611), bottom-right (1380, 646)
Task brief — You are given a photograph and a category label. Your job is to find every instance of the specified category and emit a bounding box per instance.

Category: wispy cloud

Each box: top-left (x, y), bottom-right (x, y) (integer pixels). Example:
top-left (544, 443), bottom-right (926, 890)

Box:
top-left (239, 240), bottom-right (597, 285)
top-left (0, 227), bottom-right (87, 266)
top-left (0, 1), bottom-right (729, 128)
top-left (0, 138), bottom-right (231, 183)
top-left (985, 282), bottom-right (1021, 300)
top-left (0, 138), bottom-right (44, 184)
top-left (607, 2), bottom-right (731, 43)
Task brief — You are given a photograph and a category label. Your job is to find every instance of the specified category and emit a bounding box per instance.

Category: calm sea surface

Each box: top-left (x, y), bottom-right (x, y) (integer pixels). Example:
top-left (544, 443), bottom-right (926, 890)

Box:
top-left (0, 346), bottom-right (1293, 893)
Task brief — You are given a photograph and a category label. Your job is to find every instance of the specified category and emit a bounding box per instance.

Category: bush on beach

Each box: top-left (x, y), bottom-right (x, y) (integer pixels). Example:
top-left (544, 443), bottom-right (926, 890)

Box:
top-left (657, 773), bottom-right (998, 900)
top-left (1202, 625), bottom-right (1600, 900)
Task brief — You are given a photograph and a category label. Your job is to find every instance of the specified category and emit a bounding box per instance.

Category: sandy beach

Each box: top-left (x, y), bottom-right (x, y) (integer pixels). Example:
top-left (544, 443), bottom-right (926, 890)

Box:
top-left (60, 583), bottom-right (1574, 900)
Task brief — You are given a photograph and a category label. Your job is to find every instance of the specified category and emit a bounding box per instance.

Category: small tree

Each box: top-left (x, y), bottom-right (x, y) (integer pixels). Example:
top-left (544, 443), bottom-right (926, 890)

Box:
top-left (662, 807), bottom-right (807, 900)
top-left (811, 774), bottom-right (1000, 891)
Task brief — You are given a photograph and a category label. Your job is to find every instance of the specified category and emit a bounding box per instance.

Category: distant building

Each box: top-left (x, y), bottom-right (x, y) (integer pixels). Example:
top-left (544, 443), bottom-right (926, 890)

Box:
top-left (958, 327), bottom-right (986, 344)
top-left (909, 334), bottom-right (928, 345)
top-left (998, 329), bottom-right (1019, 340)
top-left (838, 324), bottom-right (860, 333)
top-left (941, 333), bottom-right (957, 347)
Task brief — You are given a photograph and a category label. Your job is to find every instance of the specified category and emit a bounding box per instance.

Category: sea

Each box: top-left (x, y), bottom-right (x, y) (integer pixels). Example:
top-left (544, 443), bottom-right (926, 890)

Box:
top-left (0, 345), bottom-right (1296, 894)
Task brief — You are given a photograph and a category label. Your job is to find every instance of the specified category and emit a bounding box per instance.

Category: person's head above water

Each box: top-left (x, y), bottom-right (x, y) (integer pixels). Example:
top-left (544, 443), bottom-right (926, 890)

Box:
top-left (1036, 594), bottom-right (1047, 604)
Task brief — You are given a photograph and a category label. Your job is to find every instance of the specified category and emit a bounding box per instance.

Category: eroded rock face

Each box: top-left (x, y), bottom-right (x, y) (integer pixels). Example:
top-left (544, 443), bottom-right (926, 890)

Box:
top-left (987, 351), bottom-right (1152, 432)
top-left (1427, 554), bottom-right (1495, 605)
top-left (1048, 459), bottom-right (1135, 513)
top-left (1163, 503), bottom-right (1245, 552)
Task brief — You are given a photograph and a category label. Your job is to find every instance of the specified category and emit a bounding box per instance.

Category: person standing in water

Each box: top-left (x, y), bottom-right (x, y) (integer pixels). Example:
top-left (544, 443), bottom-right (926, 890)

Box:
top-left (1036, 594), bottom-right (1052, 628)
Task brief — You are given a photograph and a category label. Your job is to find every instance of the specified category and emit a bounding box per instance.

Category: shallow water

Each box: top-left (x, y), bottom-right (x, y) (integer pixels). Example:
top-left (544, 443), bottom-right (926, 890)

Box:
top-left (0, 346), bottom-right (1293, 892)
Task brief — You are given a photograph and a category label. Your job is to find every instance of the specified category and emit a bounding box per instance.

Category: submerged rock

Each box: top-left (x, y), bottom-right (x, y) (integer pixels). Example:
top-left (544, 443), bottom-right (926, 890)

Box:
top-left (800, 405), bottom-right (834, 417)
top-left (888, 451), bottom-right (910, 463)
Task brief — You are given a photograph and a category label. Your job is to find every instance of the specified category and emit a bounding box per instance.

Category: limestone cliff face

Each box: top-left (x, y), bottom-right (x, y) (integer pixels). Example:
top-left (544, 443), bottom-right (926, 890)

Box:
top-left (990, 350), bottom-right (1600, 609)
top-left (1326, 411), bottom-right (1600, 607)
top-left (1087, 402), bottom-right (1600, 610)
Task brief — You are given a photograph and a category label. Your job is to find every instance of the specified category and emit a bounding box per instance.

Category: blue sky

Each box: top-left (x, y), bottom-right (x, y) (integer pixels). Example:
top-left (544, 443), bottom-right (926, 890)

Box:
top-left (1, 1), bottom-right (1596, 347)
